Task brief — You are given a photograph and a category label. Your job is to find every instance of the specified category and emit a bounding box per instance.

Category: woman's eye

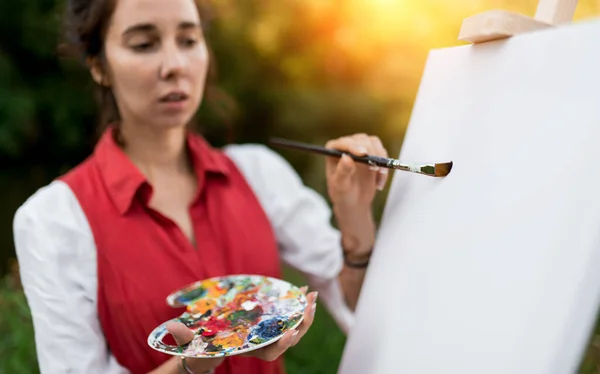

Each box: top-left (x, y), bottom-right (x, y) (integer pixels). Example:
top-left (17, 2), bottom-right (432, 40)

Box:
top-left (182, 38), bottom-right (198, 47)
top-left (131, 42), bottom-right (154, 52)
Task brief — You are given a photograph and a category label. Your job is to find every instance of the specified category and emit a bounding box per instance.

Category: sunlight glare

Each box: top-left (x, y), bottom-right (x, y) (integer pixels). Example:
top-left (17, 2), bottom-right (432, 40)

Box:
top-left (345, 0), bottom-right (424, 47)
top-left (372, 0), bottom-right (404, 6)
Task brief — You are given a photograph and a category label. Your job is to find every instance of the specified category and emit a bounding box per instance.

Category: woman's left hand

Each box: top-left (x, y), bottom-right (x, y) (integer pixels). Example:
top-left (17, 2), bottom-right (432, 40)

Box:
top-left (324, 133), bottom-right (390, 258)
top-left (240, 288), bottom-right (317, 361)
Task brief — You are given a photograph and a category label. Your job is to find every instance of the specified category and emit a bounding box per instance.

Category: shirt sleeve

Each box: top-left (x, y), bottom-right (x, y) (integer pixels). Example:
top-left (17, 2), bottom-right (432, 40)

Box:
top-left (13, 180), bottom-right (129, 374)
top-left (224, 144), bottom-right (354, 334)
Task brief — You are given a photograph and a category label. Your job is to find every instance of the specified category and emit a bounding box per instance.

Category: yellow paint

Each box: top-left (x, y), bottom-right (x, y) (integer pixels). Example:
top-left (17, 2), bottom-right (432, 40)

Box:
top-left (212, 331), bottom-right (244, 348)
top-left (188, 298), bottom-right (217, 314)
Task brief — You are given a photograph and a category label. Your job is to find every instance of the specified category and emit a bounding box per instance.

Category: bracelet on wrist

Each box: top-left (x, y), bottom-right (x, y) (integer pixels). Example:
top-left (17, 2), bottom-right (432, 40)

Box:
top-left (342, 248), bottom-right (372, 269)
top-left (180, 357), bottom-right (193, 374)
top-left (180, 357), bottom-right (215, 374)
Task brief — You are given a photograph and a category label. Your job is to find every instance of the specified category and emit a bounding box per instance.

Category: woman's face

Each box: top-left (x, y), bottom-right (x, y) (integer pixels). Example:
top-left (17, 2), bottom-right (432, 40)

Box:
top-left (94, 0), bottom-right (208, 130)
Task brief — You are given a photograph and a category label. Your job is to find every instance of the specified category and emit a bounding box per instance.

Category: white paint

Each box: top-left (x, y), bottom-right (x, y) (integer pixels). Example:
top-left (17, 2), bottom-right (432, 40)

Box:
top-left (242, 300), bottom-right (259, 311)
top-left (339, 18), bottom-right (600, 374)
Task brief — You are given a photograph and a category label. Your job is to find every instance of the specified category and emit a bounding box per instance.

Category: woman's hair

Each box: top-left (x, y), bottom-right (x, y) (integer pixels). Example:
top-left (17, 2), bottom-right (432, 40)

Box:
top-left (59, 0), bottom-right (235, 138)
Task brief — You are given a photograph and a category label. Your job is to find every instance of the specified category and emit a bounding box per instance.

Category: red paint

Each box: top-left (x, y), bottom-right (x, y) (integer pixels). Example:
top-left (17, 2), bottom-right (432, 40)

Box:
top-left (200, 317), bottom-right (231, 337)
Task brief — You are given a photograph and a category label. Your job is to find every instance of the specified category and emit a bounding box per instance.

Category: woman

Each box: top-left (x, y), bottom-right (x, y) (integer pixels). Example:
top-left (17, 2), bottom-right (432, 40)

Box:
top-left (12, 0), bottom-right (390, 373)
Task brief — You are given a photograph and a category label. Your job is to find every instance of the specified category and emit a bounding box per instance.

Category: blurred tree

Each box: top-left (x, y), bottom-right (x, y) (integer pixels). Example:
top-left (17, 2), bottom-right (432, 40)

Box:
top-left (0, 0), bottom-right (98, 175)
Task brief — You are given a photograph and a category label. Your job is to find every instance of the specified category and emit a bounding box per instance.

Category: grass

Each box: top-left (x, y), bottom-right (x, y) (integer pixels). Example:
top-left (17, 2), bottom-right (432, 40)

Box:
top-left (0, 263), bottom-right (39, 374)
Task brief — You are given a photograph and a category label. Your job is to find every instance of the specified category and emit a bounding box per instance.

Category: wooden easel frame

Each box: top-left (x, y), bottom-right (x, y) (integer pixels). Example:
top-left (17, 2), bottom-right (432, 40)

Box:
top-left (459, 0), bottom-right (578, 43)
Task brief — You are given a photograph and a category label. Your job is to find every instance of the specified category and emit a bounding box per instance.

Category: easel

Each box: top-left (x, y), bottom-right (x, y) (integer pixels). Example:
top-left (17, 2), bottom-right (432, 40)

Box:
top-left (459, 0), bottom-right (578, 44)
top-left (337, 1), bottom-right (600, 373)
top-left (461, 1), bottom-right (599, 371)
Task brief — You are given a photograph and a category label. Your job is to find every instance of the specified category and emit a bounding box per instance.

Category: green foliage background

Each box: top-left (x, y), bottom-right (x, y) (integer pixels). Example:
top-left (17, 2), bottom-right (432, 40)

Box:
top-left (1, 0), bottom-right (600, 373)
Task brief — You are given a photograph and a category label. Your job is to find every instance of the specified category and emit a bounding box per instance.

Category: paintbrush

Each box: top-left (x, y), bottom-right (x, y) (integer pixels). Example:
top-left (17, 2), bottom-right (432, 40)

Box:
top-left (268, 137), bottom-right (453, 178)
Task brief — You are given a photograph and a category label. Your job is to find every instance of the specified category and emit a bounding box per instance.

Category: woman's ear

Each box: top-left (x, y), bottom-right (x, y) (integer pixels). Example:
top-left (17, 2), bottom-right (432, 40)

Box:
top-left (87, 56), bottom-right (111, 87)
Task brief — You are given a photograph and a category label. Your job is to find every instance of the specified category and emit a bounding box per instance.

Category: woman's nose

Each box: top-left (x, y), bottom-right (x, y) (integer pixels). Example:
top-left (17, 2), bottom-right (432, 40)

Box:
top-left (159, 44), bottom-right (185, 80)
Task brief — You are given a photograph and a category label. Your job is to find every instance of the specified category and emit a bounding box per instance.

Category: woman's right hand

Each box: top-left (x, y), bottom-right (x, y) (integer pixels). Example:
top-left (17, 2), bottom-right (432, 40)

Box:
top-left (166, 322), bottom-right (225, 373)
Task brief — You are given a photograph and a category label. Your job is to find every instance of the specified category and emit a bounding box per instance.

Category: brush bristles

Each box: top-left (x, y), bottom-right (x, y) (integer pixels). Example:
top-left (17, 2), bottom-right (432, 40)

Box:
top-left (434, 162), bottom-right (453, 177)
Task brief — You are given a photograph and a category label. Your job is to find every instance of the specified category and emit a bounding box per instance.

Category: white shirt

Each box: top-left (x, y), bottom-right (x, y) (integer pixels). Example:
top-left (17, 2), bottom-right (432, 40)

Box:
top-left (13, 144), bottom-right (354, 374)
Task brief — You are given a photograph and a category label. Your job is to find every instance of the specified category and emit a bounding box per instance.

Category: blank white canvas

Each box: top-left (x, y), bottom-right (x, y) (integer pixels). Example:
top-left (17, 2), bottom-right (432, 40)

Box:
top-left (339, 18), bottom-right (600, 374)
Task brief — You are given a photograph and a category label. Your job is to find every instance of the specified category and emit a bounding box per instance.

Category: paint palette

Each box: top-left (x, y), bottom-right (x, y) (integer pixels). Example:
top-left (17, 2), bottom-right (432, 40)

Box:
top-left (147, 274), bottom-right (307, 358)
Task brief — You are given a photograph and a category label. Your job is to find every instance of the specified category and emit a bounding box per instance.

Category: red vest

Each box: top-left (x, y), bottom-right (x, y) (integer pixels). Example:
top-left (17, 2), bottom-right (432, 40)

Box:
top-left (60, 127), bottom-right (284, 374)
